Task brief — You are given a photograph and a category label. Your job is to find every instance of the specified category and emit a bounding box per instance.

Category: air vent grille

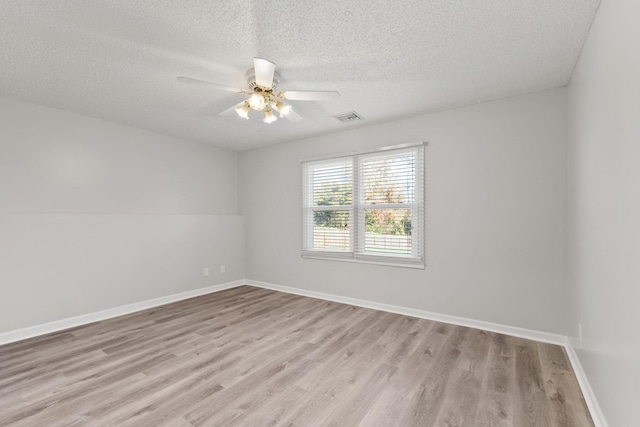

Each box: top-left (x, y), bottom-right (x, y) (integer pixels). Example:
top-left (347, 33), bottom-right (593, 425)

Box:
top-left (334, 111), bottom-right (364, 123)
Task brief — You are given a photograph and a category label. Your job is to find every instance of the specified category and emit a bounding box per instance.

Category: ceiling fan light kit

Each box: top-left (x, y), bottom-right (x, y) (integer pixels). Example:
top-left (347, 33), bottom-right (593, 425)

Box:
top-left (263, 108), bottom-right (277, 124)
top-left (178, 58), bottom-right (340, 125)
top-left (235, 102), bottom-right (251, 120)
top-left (249, 93), bottom-right (266, 111)
top-left (243, 87), bottom-right (290, 124)
top-left (275, 102), bottom-right (292, 117)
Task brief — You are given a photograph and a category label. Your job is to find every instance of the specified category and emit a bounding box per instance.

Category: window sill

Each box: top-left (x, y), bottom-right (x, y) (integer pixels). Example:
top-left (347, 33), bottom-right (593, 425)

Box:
top-left (301, 252), bottom-right (425, 269)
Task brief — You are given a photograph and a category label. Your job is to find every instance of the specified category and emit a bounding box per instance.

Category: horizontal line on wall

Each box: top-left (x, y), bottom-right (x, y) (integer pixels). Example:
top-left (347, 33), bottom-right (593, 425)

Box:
top-left (0, 212), bottom-right (242, 216)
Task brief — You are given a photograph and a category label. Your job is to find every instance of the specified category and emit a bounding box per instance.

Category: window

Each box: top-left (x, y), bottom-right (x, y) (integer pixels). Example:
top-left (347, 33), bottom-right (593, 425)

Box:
top-left (302, 143), bottom-right (425, 268)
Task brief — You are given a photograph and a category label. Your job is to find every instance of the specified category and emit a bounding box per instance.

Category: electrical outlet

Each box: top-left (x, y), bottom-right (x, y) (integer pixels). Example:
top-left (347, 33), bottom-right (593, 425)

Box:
top-left (203, 267), bottom-right (209, 277)
top-left (578, 323), bottom-right (583, 341)
top-left (220, 265), bottom-right (226, 274)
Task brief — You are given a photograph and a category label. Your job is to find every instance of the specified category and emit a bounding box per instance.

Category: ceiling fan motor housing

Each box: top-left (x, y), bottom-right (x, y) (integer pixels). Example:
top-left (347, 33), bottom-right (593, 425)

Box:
top-left (246, 68), bottom-right (280, 92)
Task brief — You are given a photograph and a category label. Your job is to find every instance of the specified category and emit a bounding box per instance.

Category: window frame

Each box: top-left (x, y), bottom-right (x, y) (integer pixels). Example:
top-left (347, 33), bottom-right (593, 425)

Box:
top-left (302, 157), bottom-right (354, 258)
top-left (301, 142), bottom-right (426, 269)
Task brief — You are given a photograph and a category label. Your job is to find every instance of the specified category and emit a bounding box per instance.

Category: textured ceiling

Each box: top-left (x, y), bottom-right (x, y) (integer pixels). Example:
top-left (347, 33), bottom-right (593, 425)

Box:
top-left (0, 0), bottom-right (600, 151)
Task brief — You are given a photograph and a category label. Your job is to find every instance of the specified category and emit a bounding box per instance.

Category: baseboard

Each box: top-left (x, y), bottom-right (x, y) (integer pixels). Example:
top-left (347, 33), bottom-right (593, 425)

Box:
top-left (1, 277), bottom-right (604, 425)
top-left (564, 338), bottom-right (609, 427)
top-left (248, 279), bottom-right (609, 424)
top-left (0, 280), bottom-right (245, 345)
top-left (245, 279), bottom-right (566, 346)
top-left (0, 278), bottom-right (565, 347)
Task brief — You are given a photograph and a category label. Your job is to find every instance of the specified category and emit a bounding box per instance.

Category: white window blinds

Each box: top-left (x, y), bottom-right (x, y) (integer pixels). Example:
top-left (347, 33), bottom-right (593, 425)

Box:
top-left (302, 158), bottom-right (353, 256)
top-left (302, 143), bottom-right (425, 268)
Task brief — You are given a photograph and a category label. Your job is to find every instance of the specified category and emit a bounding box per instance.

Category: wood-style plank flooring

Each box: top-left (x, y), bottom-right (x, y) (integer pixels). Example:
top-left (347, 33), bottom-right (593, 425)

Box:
top-left (0, 286), bottom-right (594, 426)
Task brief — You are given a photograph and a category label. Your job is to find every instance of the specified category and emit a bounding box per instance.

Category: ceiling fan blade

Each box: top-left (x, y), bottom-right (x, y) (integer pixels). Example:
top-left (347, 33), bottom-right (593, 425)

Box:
top-left (282, 90), bottom-right (340, 101)
top-left (177, 76), bottom-right (245, 93)
top-left (219, 101), bottom-right (246, 117)
top-left (285, 109), bottom-right (303, 122)
top-left (253, 58), bottom-right (276, 88)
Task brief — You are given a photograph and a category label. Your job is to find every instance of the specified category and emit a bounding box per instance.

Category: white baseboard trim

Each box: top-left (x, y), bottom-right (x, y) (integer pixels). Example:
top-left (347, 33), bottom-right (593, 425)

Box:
top-left (1, 278), bottom-right (566, 347)
top-left (1, 277), bottom-right (604, 425)
top-left (0, 280), bottom-right (245, 345)
top-left (245, 279), bottom-right (566, 345)
top-left (247, 280), bottom-right (609, 424)
top-left (564, 338), bottom-right (609, 427)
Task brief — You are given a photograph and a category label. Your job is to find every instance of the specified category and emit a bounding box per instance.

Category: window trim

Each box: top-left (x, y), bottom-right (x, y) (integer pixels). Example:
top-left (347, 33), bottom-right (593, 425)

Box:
top-left (301, 141), bottom-right (426, 269)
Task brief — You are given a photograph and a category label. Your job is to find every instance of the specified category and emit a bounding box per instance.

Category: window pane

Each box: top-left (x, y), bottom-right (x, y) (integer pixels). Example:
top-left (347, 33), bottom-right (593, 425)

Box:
top-left (362, 154), bottom-right (415, 204)
top-left (364, 208), bottom-right (412, 255)
top-left (302, 144), bottom-right (424, 267)
top-left (313, 210), bottom-right (350, 251)
top-left (311, 163), bottom-right (352, 206)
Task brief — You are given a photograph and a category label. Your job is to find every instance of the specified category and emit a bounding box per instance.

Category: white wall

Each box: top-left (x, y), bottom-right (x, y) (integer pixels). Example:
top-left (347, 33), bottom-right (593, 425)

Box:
top-left (567, 0), bottom-right (640, 425)
top-left (239, 89), bottom-right (568, 334)
top-left (0, 97), bottom-right (243, 333)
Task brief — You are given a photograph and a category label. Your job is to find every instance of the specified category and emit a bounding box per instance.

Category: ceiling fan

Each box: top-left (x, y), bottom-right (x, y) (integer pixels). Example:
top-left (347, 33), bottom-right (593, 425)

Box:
top-left (177, 58), bottom-right (340, 124)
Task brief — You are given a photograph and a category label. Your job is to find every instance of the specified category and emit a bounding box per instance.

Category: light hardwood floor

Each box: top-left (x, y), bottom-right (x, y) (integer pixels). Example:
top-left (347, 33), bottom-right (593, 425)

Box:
top-left (0, 286), bottom-right (593, 426)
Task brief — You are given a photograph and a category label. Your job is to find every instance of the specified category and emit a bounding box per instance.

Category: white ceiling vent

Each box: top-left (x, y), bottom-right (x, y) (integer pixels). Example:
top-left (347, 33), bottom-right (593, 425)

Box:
top-left (334, 111), bottom-right (364, 123)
